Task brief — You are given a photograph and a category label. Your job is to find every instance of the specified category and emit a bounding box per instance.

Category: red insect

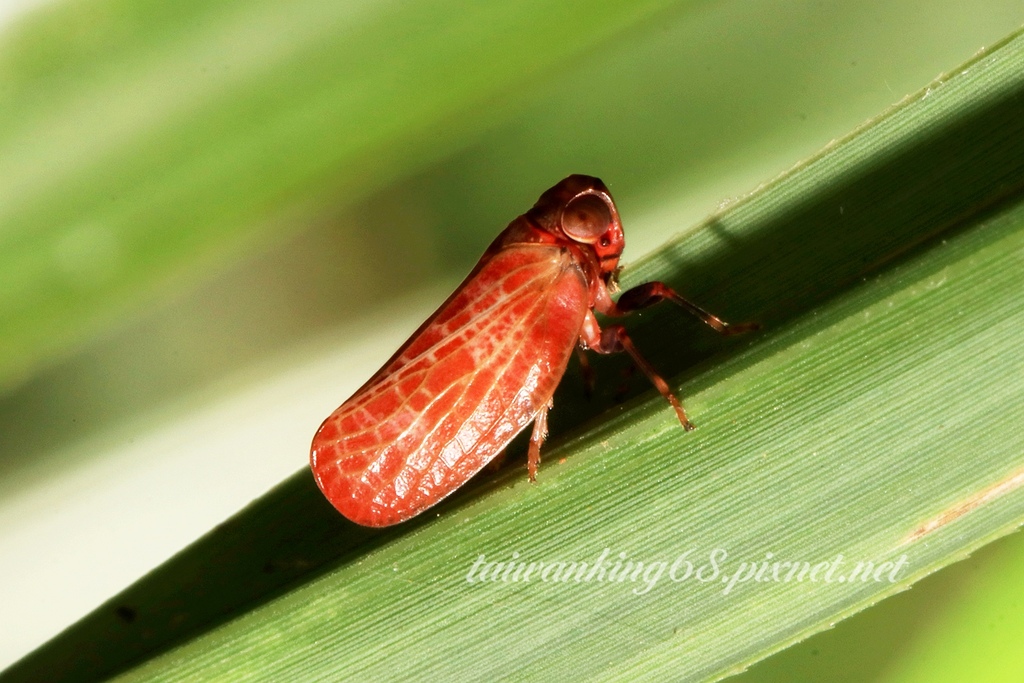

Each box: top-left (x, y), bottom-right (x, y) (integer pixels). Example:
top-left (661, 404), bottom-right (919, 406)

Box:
top-left (310, 175), bottom-right (755, 526)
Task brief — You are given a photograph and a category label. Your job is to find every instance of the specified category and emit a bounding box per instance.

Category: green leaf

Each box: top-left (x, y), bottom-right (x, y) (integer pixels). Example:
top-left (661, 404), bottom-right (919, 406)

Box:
top-left (732, 529), bottom-right (1024, 683)
top-left (875, 530), bottom-right (1024, 683)
top-left (7, 18), bottom-right (1024, 683)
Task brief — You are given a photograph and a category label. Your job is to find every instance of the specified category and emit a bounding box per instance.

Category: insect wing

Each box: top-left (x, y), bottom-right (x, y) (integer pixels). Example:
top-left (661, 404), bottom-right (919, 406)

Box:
top-left (311, 244), bottom-right (588, 526)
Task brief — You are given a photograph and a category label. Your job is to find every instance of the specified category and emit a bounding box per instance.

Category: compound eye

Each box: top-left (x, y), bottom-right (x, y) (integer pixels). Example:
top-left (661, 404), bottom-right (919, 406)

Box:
top-left (561, 194), bottom-right (611, 243)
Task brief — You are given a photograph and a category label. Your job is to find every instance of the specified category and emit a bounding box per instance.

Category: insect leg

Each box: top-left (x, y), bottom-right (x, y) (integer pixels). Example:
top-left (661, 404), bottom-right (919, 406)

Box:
top-left (527, 400), bottom-right (552, 482)
top-left (575, 346), bottom-right (596, 398)
top-left (597, 281), bottom-right (759, 336)
top-left (579, 311), bottom-right (695, 431)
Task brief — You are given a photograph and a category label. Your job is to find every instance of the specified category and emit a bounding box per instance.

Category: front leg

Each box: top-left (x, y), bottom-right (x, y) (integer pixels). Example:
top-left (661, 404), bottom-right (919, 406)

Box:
top-left (595, 280), bottom-right (759, 336)
top-left (579, 310), bottom-right (695, 431)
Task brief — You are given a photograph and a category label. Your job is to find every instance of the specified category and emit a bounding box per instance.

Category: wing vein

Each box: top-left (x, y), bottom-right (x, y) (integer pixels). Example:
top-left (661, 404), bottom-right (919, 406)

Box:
top-left (338, 255), bottom-right (562, 443)
top-left (386, 280), bottom-right (559, 505)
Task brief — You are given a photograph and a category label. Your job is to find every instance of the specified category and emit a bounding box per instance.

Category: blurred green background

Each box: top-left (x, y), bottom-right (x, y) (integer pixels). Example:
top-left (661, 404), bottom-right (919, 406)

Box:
top-left (2, 0), bottom-right (1024, 679)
